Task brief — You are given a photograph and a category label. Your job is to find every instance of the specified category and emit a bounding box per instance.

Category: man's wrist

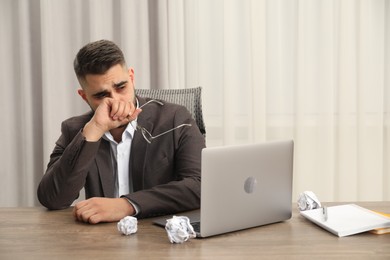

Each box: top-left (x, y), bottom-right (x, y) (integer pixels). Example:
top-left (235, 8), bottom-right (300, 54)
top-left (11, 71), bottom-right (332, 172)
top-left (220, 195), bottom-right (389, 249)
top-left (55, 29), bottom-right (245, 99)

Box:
top-left (120, 197), bottom-right (140, 216)
top-left (82, 121), bottom-right (105, 142)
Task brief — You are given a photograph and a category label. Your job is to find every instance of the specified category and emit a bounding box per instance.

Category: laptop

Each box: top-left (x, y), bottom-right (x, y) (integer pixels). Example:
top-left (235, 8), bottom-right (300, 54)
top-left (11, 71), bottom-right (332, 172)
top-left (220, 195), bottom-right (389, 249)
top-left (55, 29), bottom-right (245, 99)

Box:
top-left (153, 140), bottom-right (294, 238)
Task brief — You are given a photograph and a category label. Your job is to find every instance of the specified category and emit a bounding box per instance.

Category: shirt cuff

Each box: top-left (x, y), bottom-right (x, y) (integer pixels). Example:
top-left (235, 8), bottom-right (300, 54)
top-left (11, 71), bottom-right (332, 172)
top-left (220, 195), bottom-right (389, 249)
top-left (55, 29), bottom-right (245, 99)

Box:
top-left (123, 197), bottom-right (140, 216)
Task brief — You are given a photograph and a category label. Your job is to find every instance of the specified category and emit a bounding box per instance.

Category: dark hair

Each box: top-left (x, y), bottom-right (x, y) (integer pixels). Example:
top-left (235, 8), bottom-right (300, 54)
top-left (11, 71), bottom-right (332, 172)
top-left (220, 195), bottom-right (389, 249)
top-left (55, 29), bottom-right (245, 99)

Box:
top-left (74, 40), bottom-right (126, 83)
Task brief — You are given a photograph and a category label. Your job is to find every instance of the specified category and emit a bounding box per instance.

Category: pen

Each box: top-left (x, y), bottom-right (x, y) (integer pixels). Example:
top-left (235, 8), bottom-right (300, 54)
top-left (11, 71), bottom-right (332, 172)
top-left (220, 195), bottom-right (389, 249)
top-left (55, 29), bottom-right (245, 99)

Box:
top-left (323, 206), bottom-right (328, 221)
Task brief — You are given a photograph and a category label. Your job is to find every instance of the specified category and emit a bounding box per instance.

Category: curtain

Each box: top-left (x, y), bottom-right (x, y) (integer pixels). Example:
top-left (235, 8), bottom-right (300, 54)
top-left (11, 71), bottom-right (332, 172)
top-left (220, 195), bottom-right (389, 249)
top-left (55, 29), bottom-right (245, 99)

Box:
top-left (0, 0), bottom-right (388, 206)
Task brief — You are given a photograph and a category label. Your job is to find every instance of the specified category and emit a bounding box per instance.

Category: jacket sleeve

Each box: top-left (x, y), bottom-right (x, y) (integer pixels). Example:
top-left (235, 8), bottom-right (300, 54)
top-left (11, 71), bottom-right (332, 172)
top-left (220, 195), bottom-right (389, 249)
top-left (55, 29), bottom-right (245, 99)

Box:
top-left (37, 120), bottom-right (101, 210)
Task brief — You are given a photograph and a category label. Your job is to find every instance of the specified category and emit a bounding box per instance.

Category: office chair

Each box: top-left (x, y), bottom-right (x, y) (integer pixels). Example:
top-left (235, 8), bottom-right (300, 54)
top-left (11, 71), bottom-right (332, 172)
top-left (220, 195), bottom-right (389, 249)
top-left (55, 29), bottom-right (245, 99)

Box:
top-left (135, 87), bottom-right (206, 136)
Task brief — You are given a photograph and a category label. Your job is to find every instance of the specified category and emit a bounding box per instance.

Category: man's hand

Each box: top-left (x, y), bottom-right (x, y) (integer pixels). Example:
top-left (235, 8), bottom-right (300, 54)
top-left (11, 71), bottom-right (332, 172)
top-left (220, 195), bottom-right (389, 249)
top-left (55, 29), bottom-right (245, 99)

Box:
top-left (83, 98), bottom-right (141, 141)
top-left (73, 197), bottom-right (135, 224)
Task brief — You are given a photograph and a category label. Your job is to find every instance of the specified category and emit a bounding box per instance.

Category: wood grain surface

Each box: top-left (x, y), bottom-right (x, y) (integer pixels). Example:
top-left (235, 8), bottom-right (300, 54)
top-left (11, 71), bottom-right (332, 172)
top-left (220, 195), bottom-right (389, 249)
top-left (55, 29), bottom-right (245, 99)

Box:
top-left (0, 202), bottom-right (389, 259)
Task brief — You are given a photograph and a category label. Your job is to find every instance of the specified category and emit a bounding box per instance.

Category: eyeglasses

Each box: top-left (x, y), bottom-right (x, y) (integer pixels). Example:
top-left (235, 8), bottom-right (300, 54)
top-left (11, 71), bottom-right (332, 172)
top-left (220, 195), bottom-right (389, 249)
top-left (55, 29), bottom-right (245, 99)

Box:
top-left (131, 99), bottom-right (192, 144)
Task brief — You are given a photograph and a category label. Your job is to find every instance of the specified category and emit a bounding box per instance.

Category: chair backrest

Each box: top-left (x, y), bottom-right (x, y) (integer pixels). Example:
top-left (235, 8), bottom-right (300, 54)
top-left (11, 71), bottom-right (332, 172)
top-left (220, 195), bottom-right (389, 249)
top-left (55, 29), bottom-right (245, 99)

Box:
top-left (135, 87), bottom-right (206, 136)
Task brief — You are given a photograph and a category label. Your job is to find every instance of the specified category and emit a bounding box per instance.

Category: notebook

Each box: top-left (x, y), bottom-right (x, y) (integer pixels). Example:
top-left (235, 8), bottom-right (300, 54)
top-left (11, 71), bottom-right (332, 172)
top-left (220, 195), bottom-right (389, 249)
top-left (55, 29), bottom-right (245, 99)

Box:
top-left (154, 140), bottom-right (294, 238)
top-left (300, 204), bottom-right (390, 237)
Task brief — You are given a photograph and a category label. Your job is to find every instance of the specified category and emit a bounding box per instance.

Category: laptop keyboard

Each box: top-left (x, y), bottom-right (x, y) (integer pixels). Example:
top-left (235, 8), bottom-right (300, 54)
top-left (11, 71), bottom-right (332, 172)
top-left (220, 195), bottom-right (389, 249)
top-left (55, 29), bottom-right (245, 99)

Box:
top-left (191, 222), bottom-right (201, 232)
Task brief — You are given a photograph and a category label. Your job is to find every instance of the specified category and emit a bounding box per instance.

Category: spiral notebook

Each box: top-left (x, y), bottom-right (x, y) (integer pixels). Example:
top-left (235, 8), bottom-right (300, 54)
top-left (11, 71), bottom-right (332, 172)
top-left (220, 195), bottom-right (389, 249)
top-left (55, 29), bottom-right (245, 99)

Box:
top-left (300, 204), bottom-right (390, 237)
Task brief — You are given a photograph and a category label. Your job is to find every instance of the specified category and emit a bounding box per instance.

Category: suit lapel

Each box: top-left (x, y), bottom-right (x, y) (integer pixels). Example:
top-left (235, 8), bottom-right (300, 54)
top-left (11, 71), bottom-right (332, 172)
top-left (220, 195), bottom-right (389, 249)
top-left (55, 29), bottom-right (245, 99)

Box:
top-left (96, 140), bottom-right (115, 197)
top-left (131, 97), bottom-right (154, 191)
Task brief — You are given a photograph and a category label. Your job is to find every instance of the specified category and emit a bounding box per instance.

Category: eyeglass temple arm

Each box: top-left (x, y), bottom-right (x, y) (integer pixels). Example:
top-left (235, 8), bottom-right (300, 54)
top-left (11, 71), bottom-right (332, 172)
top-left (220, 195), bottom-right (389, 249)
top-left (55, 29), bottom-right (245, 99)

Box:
top-left (139, 99), bottom-right (164, 109)
top-left (145, 124), bottom-right (192, 140)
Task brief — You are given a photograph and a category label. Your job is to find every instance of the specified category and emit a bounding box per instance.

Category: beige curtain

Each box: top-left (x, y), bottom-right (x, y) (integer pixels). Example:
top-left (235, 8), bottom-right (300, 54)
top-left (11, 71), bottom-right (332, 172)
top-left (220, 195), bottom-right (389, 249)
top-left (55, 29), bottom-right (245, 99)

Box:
top-left (0, 0), bottom-right (388, 206)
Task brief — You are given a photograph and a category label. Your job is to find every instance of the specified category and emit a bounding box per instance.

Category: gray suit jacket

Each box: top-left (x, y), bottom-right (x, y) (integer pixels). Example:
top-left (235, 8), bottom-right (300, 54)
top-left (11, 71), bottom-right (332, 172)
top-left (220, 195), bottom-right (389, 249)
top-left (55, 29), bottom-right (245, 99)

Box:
top-left (37, 96), bottom-right (206, 218)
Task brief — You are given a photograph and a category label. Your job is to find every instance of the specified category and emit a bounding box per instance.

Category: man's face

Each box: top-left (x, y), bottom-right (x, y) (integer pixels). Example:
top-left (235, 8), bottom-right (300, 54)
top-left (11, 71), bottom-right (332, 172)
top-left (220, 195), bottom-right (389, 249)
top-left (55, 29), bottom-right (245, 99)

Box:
top-left (78, 64), bottom-right (135, 111)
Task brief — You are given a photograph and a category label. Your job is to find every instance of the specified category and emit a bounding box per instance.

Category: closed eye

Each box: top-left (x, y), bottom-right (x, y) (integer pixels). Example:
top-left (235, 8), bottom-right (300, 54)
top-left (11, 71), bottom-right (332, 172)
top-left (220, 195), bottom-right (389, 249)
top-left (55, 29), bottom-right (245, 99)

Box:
top-left (93, 91), bottom-right (109, 99)
top-left (114, 81), bottom-right (127, 90)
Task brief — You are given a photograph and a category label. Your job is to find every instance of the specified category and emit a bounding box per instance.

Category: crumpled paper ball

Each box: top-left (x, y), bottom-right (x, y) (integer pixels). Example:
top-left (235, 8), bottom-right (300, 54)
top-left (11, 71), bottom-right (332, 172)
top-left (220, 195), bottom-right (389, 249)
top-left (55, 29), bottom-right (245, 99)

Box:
top-left (165, 216), bottom-right (196, 243)
top-left (297, 191), bottom-right (322, 211)
top-left (117, 216), bottom-right (138, 235)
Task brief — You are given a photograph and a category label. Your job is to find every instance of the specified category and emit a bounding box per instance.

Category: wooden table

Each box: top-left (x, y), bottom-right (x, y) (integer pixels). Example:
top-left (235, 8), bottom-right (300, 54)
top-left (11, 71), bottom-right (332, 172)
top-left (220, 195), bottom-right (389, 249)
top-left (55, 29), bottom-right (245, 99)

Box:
top-left (0, 202), bottom-right (389, 259)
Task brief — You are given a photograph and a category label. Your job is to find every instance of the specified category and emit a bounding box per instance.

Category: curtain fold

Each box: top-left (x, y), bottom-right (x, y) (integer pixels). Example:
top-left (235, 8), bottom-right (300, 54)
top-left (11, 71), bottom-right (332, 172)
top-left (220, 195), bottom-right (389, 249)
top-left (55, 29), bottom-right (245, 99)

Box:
top-left (0, 0), bottom-right (388, 206)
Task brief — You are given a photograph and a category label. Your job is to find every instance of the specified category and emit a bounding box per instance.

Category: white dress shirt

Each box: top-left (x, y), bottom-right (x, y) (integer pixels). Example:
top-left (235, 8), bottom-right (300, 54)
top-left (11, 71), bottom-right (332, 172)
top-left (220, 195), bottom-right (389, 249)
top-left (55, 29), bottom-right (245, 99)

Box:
top-left (104, 125), bottom-right (134, 197)
top-left (102, 99), bottom-right (140, 214)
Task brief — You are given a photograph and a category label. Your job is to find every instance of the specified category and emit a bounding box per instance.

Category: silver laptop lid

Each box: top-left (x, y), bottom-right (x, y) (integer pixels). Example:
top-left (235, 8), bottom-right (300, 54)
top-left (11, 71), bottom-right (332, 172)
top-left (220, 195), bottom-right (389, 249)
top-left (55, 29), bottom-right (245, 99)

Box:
top-left (199, 140), bottom-right (294, 237)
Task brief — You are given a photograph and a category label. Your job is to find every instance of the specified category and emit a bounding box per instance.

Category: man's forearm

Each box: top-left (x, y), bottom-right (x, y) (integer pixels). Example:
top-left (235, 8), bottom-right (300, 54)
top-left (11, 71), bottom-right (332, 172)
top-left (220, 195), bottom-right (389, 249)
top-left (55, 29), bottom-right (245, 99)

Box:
top-left (37, 130), bottom-right (100, 209)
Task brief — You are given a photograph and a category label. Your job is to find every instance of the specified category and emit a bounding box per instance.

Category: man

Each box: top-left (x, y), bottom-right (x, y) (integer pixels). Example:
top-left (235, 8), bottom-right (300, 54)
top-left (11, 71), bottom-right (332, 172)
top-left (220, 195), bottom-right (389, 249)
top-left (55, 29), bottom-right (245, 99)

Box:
top-left (37, 40), bottom-right (205, 224)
